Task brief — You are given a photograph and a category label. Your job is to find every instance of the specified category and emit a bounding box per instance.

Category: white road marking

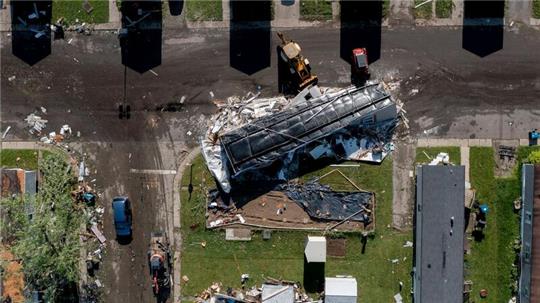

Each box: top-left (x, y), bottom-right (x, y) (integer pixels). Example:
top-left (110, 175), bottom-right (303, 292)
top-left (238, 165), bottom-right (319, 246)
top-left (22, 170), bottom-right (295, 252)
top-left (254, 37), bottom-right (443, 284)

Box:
top-left (129, 169), bottom-right (177, 175)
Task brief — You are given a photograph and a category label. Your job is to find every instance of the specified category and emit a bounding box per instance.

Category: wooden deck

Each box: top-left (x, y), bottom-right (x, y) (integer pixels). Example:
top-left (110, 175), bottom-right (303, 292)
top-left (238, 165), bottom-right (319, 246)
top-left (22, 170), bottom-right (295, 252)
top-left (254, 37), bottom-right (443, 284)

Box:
top-left (531, 165), bottom-right (540, 302)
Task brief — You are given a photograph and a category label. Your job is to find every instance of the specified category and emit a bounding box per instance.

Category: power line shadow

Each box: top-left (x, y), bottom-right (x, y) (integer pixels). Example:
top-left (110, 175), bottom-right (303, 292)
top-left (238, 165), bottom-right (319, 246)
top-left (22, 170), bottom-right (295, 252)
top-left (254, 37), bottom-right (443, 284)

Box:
top-left (119, 0), bottom-right (162, 73)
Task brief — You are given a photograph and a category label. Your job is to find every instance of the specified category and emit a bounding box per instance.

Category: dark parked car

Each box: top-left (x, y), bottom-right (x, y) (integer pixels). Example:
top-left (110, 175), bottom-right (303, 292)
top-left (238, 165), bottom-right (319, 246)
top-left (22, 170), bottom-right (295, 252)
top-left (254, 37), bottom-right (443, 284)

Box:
top-left (112, 196), bottom-right (132, 238)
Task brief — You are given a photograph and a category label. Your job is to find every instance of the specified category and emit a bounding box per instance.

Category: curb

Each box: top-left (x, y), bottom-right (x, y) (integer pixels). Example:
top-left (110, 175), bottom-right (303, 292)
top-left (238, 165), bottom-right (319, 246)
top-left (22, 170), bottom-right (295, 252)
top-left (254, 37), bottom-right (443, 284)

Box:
top-left (172, 147), bottom-right (201, 303)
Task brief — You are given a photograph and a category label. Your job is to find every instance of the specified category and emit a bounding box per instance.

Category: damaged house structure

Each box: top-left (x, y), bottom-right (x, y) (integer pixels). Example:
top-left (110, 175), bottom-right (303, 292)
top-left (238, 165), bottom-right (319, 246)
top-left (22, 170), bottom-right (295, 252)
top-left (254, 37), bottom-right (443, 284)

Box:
top-left (202, 83), bottom-right (398, 231)
top-left (202, 82), bottom-right (399, 194)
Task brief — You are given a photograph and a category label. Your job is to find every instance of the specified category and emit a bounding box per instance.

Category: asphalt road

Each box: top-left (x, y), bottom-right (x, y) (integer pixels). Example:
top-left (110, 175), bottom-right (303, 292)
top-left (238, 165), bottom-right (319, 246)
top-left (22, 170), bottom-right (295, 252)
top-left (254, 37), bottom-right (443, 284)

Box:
top-left (1, 25), bottom-right (540, 302)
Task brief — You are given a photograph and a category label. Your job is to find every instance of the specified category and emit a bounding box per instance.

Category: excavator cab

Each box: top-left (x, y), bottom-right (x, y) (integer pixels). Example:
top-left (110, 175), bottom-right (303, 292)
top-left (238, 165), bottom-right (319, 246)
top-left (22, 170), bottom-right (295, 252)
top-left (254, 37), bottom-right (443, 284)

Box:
top-left (277, 32), bottom-right (318, 93)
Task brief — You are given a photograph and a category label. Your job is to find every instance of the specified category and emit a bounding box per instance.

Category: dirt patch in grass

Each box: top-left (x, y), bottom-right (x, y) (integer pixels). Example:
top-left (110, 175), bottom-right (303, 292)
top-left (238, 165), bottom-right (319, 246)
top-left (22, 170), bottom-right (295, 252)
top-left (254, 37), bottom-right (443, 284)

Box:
top-left (327, 238), bottom-right (346, 257)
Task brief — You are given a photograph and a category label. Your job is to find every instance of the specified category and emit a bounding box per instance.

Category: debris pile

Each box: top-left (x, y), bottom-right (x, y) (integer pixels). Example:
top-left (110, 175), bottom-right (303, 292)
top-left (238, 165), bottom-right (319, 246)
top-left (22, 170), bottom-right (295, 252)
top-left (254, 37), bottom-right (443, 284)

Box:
top-left (25, 113), bottom-right (48, 135)
top-left (194, 278), bottom-right (314, 303)
top-left (202, 83), bottom-right (399, 193)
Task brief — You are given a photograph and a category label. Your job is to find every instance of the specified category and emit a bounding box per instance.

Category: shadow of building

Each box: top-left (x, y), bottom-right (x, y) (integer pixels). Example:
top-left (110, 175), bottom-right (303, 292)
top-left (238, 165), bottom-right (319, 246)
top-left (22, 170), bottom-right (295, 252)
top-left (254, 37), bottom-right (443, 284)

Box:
top-left (119, 0), bottom-right (162, 73)
top-left (340, 0), bottom-right (382, 65)
top-left (11, 0), bottom-right (52, 66)
top-left (168, 0), bottom-right (183, 16)
top-left (303, 256), bottom-right (325, 293)
top-left (229, 0), bottom-right (271, 75)
top-left (462, 0), bottom-right (504, 57)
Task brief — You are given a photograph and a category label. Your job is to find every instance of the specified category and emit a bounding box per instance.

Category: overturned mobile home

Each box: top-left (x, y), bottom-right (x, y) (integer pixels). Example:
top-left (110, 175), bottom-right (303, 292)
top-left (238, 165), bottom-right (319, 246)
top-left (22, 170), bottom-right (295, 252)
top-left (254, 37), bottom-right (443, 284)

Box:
top-left (202, 83), bottom-right (398, 193)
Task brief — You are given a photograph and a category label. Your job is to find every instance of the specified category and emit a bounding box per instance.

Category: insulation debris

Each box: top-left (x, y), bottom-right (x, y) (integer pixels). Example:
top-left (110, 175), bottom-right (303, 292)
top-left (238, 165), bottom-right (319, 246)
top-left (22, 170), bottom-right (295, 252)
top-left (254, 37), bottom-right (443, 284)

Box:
top-left (25, 113), bottom-right (48, 135)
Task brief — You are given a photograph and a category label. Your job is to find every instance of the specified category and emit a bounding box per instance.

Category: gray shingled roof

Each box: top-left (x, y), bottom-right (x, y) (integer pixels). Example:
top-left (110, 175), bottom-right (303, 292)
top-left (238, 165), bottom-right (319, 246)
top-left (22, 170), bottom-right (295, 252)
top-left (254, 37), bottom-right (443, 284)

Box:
top-left (414, 165), bottom-right (465, 303)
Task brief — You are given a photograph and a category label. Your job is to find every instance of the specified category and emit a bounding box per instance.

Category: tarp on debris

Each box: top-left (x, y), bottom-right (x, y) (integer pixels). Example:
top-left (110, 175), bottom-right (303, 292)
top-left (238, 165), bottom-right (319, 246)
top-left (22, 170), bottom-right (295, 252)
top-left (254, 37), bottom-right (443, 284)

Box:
top-left (279, 181), bottom-right (373, 222)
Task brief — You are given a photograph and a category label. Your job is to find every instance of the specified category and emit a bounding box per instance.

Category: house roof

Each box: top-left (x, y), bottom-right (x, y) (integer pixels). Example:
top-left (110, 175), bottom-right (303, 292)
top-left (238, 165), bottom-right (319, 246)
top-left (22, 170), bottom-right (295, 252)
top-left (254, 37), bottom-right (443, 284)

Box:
top-left (520, 164), bottom-right (540, 303)
top-left (304, 236), bottom-right (326, 263)
top-left (414, 165), bottom-right (465, 303)
top-left (325, 277), bottom-right (357, 297)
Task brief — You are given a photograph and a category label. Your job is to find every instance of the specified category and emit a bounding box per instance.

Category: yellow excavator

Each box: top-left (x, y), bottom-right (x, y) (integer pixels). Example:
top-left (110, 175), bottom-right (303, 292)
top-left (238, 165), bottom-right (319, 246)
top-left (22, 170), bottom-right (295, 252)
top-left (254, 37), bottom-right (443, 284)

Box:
top-left (277, 32), bottom-right (318, 92)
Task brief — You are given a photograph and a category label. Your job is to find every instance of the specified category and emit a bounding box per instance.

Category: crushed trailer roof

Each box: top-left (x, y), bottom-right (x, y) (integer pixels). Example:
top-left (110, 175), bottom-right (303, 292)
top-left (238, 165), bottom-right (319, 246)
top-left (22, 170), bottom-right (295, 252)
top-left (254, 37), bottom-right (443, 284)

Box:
top-left (219, 83), bottom-right (396, 175)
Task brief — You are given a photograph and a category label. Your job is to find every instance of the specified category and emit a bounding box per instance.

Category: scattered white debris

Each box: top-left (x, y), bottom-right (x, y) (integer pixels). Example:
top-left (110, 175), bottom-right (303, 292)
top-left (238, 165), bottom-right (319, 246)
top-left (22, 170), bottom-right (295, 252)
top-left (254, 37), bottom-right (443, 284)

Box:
top-left (149, 69), bottom-right (158, 76)
top-left (25, 113), bottom-right (48, 134)
top-left (409, 88), bottom-right (419, 96)
top-left (187, 131), bottom-right (192, 136)
top-left (2, 126), bottom-right (11, 139)
top-left (73, 57), bottom-right (80, 63)
top-left (60, 124), bottom-right (72, 137)
top-left (429, 152), bottom-right (450, 166)
top-left (209, 91), bottom-right (215, 99)
top-left (8, 75), bottom-right (16, 82)
top-left (94, 279), bottom-right (102, 288)
top-left (68, 38), bottom-right (73, 44)
top-left (40, 106), bottom-right (47, 114)
top-left (403, 241), bottom-right (413, 248)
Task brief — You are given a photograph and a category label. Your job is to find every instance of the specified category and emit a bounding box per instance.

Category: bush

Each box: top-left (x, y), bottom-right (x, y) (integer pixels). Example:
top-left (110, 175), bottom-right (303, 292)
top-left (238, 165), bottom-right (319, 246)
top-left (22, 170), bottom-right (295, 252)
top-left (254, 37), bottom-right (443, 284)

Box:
top-left (527, 150), bottom-right (540, 164)
top-left (533, 0), bottom-right (540, 19)
top-left (435, 0), bottom-right (453, 18)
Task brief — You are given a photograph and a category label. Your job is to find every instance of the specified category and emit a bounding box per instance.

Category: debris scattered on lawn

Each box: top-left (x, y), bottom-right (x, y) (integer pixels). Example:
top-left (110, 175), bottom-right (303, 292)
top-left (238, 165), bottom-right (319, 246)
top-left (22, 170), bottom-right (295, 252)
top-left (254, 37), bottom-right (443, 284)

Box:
top-left (195, 279), bottom-right (314, 303)
top-left (182, 275), bottom-right (189, 282)
top-left (429, 152), bottom-right (450, 166)
top-left (403, 241), bottom-right (413, 248)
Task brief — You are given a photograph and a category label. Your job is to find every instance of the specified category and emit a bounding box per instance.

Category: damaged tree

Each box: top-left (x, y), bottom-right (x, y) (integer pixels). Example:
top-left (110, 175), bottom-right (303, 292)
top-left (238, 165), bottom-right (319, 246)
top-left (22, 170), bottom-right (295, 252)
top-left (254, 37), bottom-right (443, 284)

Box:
top-left (0, 153), bottom-right (83, 302)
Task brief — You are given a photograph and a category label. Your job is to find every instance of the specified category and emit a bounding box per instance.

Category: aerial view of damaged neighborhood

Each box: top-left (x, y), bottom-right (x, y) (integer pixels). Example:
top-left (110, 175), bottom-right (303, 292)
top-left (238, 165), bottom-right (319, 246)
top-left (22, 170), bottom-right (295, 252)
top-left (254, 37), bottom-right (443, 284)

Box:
top-left (1, 0), bottom-right (540, 302)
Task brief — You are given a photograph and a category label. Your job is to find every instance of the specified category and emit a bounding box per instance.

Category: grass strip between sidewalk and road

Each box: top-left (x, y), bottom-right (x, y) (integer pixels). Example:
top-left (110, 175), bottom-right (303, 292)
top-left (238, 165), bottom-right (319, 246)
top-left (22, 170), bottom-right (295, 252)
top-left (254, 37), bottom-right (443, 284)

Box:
top-left (186, 0), bottom-right (223, 21)
top-left (300, 0), bottom-right (333, 21)
top-left (435, 0), bottom-right (453, 18)
top-left (52, 0), bottom-right (109, 25)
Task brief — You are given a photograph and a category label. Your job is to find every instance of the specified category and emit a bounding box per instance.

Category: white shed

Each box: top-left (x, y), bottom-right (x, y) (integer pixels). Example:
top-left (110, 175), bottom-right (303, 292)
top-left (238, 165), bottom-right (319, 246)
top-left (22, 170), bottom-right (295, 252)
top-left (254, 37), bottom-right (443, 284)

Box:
top-left (324, 277), bottom-right (358, 303)
top-left (304, 236), bottom-right (326, 263)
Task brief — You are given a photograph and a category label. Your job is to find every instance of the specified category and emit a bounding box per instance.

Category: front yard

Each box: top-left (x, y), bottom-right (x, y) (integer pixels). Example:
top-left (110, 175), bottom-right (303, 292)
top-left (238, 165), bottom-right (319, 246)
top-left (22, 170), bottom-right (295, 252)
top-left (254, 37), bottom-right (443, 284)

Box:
top-left (180, 155), bottom-right (413, 302)
top-left (52, 0), bottom-right (109, 25)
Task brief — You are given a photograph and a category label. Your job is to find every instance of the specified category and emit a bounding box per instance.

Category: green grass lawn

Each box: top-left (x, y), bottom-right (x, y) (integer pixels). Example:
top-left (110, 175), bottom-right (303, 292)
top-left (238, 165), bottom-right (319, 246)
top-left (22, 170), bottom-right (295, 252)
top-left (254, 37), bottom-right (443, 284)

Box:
top-left (534, 0), bottom-right (540, 19)
top-left (414, 0), bottom-right (433, 19)
top-left (382, 0), bottom-right (391, 19)
top-left (435, 0), bottom-right (453, 18)
top-left (186, 0), bottom-right (223, 21)
top-left (181, 155), bottom-right (413, 301)
top-left (465, 147), bottom-right (524, 302)
top-left (415, 146), bottom-right (461, 165)
top-left (0, 149), bottom-right (56, 171)
top-left (52, 0), bottom-right (109, 25)
top-left (300, 0), bottom-right (333, 21)
top-left (1, 149), bottom-right (40, 170)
